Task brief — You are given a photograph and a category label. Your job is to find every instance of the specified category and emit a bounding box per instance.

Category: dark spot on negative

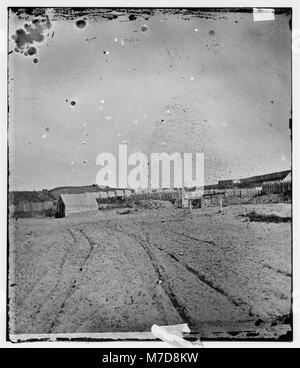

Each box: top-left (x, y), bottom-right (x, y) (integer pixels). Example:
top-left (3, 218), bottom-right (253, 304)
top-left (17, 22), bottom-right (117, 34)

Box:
top-left (129, 14), bottom-right (137, 21)
top-left (12, 29), bottom-right (28, 49)
top-left (255, 319), bottom-right (264, 327)
top-left (209, 30), bottom-right (215, 35)
top-left (76, 19), bottom-right (87, 29)
top-left (27, 46), bottom-right (37, 55)
top-left (33, 58), bottom-right (38, 64)
top-left (141, 25), bottom-right (148, 32)
top-left (70, 100), bottom-right (76, 106)
top-left (11, 19), bottom-right (50, 55)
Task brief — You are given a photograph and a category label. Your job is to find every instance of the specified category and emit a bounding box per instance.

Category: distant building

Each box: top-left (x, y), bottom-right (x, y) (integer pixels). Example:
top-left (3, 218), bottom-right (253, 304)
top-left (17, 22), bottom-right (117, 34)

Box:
top-left (182, 186), bottom-right (203, 208)
top-left (218, 180), bottom-right (233, 189)
top-left (9, 191), bottom-right (55, 217)
top-left (240, 170), bottom-right (291, 187)
top-left (208, 170), bottom-right (291, 190)
top-left (282, 172), bottom-right (291, 183)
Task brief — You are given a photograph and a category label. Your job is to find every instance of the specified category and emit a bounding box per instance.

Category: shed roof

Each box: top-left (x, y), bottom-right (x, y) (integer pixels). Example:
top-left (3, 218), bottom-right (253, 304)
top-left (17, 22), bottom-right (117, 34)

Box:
top-left (116, 190), bottom-right (124, 197)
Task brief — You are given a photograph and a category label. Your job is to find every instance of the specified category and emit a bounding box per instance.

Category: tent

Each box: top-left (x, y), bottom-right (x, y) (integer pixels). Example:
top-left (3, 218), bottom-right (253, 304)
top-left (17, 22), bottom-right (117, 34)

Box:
top-left (57, 193), bottom-right (98, 217)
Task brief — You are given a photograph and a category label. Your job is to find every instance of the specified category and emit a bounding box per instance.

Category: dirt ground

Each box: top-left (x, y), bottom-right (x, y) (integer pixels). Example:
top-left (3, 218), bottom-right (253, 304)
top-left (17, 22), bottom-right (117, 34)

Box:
top-left (8, 203), bottom-right (292, 340)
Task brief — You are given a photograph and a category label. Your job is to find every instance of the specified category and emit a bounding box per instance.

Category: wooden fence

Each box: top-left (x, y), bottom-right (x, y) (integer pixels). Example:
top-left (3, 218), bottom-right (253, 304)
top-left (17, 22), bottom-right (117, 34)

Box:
top-left (262, 182), bottom-right (292, 195)
top-left (130, 191), bottom-right (181, 204)
top-left (9, 201), bottom-right (55, 216)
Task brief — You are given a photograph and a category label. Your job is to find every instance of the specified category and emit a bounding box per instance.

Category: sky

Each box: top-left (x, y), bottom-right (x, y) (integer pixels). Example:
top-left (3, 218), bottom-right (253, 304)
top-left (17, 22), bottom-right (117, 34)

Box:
top-left (8, 8), bottom-right (292, 191)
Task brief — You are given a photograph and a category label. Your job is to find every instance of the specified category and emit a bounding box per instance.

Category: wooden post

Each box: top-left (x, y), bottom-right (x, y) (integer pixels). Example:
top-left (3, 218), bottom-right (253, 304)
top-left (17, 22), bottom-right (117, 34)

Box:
top-left (219, 197), bottom-right (223, 213)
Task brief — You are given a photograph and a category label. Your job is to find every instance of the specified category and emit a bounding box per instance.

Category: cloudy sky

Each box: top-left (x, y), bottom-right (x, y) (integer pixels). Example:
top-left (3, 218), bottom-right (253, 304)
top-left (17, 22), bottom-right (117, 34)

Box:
top-left (8, 8), bottom-right (291, 190)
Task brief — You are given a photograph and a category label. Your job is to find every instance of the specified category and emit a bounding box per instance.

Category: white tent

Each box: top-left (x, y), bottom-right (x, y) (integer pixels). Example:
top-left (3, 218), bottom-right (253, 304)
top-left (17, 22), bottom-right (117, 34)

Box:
top-left (58, 193), bottom-right (98, 217)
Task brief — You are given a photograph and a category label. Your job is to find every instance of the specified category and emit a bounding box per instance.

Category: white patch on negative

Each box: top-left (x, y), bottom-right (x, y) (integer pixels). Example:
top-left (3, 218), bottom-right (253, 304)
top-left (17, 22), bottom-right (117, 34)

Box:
top-left (253, 8), bottom-right (275, 22)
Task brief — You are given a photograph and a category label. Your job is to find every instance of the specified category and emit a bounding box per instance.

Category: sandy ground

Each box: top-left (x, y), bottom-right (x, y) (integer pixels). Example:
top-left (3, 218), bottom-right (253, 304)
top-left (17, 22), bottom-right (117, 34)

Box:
top-left (8, 203), bottom-right (292, 339)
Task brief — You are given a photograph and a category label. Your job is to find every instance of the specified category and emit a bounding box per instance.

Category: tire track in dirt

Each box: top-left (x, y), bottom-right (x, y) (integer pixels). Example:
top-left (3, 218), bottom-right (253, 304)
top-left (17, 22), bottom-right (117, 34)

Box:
top-left (115, 222), bottom-right (251, 319)
top-left (155, 247), bottom-right (243, 308)
top-left (138, 224), bottom-right (247, 308)
top-left (32, 238), bottom-right (73, 317)
top-left (9, 226), bottom-right (76, 333)
top-left (112, 224), bottom-right (191, 325)
top-left (262, 263), bottom-right (292, 278)
top-left (166, 230), bottom-right (217, 247)
top-left (141, 232), bottom-right (191, 324)
top-left (147, 223), bottom-right (258, 312)
top-left (48, 227), bottom-right (96, 333)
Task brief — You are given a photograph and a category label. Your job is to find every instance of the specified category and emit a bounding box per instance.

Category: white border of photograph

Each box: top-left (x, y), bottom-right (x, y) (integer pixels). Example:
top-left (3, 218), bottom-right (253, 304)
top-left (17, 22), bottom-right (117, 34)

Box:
top-left (1, 0), bottom-right (299, 348)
